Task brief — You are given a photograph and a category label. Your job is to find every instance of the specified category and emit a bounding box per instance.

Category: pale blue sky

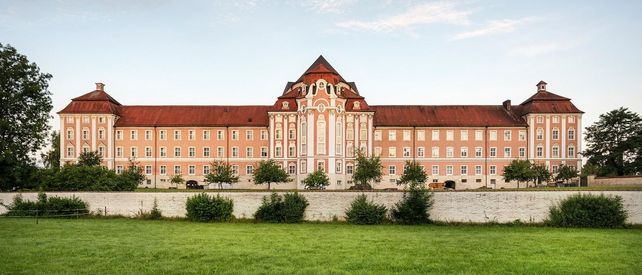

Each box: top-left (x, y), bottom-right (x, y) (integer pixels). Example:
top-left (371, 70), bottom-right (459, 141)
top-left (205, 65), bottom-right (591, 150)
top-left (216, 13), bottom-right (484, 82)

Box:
top-left (2, 0), bottom-right (641, 138)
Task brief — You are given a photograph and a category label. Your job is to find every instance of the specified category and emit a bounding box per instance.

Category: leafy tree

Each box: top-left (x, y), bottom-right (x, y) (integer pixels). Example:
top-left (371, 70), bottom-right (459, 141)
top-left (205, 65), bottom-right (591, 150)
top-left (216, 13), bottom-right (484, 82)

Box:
top-left (555, 164), bottom-right (579, 184)
top-left (170, 174), bottom-right (184, 188)
top-left (303, 170), bottom-right (330, 189)
top-left (503, 160), bottom-right (534, 188)
top-left (352, 150), bottom-right (383, 190)
top-left (531, 164), bottom-right (552, 185)
top-left (253, 159), bottom-right (290, 190)
top-left (120, 159), bottom-right (145, 189)
top-left (41, 131), bottom-right (60, 170)
top-left (204, 160), bottom-right (239, 189)
top-left (77, 151), bottom-right (102, 167)
top-left (398, 161), bottom-right (427, 189)
top-left (583, 107), bottom-right (642, 176)
top-left (0, 43), bottom-right (53, 191)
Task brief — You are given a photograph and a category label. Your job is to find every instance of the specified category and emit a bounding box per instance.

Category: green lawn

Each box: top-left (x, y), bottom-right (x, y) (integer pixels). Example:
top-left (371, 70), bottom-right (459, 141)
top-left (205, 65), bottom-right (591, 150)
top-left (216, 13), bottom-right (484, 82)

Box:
top-left (1, 218), bottom-right (640, 274)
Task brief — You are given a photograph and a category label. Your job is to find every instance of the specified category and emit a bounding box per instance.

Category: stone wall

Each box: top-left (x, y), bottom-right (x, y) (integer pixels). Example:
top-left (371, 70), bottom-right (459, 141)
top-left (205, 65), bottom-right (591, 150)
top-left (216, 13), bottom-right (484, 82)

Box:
top-left (588, 175), bottom-right (642, 186)
top-left (1, 191), bottom-right (640, 224)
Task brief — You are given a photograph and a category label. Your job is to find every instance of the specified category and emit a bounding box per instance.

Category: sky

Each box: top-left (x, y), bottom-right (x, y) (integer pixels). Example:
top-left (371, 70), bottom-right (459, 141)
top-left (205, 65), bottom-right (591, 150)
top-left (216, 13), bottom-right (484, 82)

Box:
top-left (1, 0), bottom-right (641, 151)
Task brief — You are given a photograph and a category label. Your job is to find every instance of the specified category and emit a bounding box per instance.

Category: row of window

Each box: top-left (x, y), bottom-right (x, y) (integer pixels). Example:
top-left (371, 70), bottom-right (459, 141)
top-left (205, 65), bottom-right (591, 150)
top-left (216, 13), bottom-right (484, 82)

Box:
top-left (535, 115), bottom-right (577, 124)
top-left (535, 128), bottom-right (576, 140)
top-left (375, 146), bottom-right (528, 158)
top-left (374, 129), bottom-right (527, 142)
top-left (65, 116), bottom-right (107, 124)
top-left (113, 129), bottom-right (269, 141)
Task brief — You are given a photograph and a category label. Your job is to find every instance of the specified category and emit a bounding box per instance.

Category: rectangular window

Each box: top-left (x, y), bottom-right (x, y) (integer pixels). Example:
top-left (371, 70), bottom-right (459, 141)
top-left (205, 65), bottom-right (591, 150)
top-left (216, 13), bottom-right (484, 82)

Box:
top-left (116, 130), bottom-right (123, 140)
top-left (432, 165), bottom-right (439, 176)
top-left (460, 130), bottom-right (468, 141)
top-left (231, 165), bottom-right (239, 175)
top-left (275, 146), bottom-right (282, 158)
top-left (537, 129), bottom-right (544, 140)
top-left (217, 130), bottom-right (224, 140)
top-left (552, 146), bottom-right (559, 157)
top-left (403, 130), bottom-right (411, 141)
top-left (145, 130), bottom-right (152, 140)
top-left (374, 147), bottom-right (382, 157)
top-left (288, 129), bottom-right (295, 140)
top-left (188, 147), bottom-right (196, 158)
top-left (490, 165), bottom-right (497, 175)
top-left (160, 130), bottom-right (167, 140)
top-left (417, 130), bottom-right (425, 141)
top-left (145, 165), bottom-right (152, 175)
top-left (130, 130), bottom-right (138, 140)
top-left (504, 147), bottom-right (511, 158)
top-left (145, 147), bottom-right (152, 157)
top-left (475, 147), bottom-right (482, 158)
top-left (232, 130), bottom-right (239, 140)
top-left (247, 147), bottom-right (254, 158)
top-left (568, 129), bottom-right (576, 140)
top-left (475, 165), bottom-right (482, 175)
top-left (432, 147), bottom-right (439, 158)
top-left (417, 147), bottom-right (425, 157)
top-left (446, 130), bottom-right (454, 141)
top-left (174, 130), bottom-right (181, 140)
top-left (389, 166), bottom-right (396, 175)
top-left (160, 147), bottom-right (167, 157)
top-left (446, 147), bottom-right (454, 158)
top-left (203, 147), bottom-right (210, 157)
top-left (504, 130), bottom-right (511, 141)
top-left (446, 166), bottom-right (453, 175)
top-left (490, 147), bottom-right (497, 157)
top-left (460, 147), bottom-right (468, 157)
top-left (217, 147), bottom-right (225, 158)
top-left (552, 129), bottom-right (559, 140)
top-left (82, 129), bottom-right (89, 140)
top-left (202, 130), bottom-right (210, 140)
top-left (374, 130), bottom-right (382, 141)
top-left (116, 147), bottom-right (123, 158)
top-left (403, 147), bottom-right (411, 157)
top-left (288, 146), bottom-right (295, 158)
top-left (475, 130), bottom-right (483, 141)
top-left (461, 165), bottom-right (468, 175)
top-left (346, 164), bottom-right (353, 174)
top-left (261, 147), bottom-right (268, 158)
top-left (537, 116), bottom-right (543, 123)
top-left (275, 129), bottom-right (282, 140)
top-left (203, 165), bottom-right (210, 175)
top-left (174, 147), bottom-right (181, 157)
top-left (246, 165), bottom-right (254, 175)
top-left (188, 165), bottom-right (195, 176)
top-left (519, 130), bottom-right (526, 141)
top-left (160, 165), bottom-right (167, 175)
top-left (568, 116), bottom-right (575, 123)
top-left (260, 130), bottom-right (268, 140)
top-left (174, 165), bottom-right (181, 175)
top-left (360, 128), bottom-right (367, 141)
top-left (536, 146), bottom-right (543, 157)
top-left (232, 147), bottom-right (239, 157)
top-left (388, 130), bottom-right (396, 141)
top-left (67, 147), bottom-right (75, 157)
top-left (519, 147), bottom-right (526, 157)
top-left (246, 130), bottom-right (254, 140)
top-left (568, 146), bottom-right (576, 158)
top-left (116, 166), bottom-right (123, 174)
top-left (288, 164), bottom-right (296, 175)
top-left (490, 130), bottom-right (497, 141)
top-left (388, 147), bottom-right (396, 157)
top-left (432, 130), bottom-right (439, 141)
top-left (130, 147), bottom-right (138, 158)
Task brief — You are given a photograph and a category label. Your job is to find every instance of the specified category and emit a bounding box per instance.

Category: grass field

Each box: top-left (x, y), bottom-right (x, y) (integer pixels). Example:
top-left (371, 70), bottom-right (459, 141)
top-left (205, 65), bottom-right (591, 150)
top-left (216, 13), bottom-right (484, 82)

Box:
top-left (1, 218), bottom-right (641, 274)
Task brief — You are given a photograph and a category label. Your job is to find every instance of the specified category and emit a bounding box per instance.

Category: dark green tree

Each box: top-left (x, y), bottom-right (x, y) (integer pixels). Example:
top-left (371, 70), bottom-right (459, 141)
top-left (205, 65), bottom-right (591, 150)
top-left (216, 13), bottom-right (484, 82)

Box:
top-left (77, 151), bottom-right (102, 167)
top-left (583, 107), bottom-right (642, 176)
top-left (253, 160), bottom-right (290, 190)
top-left (204, 160), bottom-right (239, 189)
top-left (41, 131), bottom-right (60, 170)
top-left (302, 170), bottom-right (330, 189)
top-left (119, 159), bottom-right (145, 189)
top-left (170, 173), bottom-right (184, 189)
top-left (531, 164), bottom-right (552, 185)
top-left (503, 160), bottom-right (534, 188)
top-left (0, 43), bottom-right (53, 191)
top-left (555, 164), bottom-right (579, 184)
top-left (398, 161), bottom-right (427, 189)
top-left (352, 150), bottom-right (383, 190)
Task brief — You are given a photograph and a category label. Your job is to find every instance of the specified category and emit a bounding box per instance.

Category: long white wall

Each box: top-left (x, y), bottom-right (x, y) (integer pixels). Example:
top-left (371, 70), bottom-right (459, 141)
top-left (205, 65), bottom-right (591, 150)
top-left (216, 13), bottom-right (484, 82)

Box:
top-left (1, 191), bottom-right (640, 224)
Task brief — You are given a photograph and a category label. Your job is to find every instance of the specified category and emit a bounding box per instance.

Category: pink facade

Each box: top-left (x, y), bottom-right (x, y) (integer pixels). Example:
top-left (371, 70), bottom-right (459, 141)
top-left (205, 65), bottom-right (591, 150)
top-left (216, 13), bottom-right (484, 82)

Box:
top-left (58, 56), bottom-right (583, 189)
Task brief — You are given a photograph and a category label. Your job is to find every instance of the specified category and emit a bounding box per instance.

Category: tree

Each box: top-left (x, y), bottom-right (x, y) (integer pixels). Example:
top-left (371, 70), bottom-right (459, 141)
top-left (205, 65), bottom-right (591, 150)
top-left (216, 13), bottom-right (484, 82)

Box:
top-left (503, 160), bottom-right (534, 188)
top-left (352, 150), bottom-right (383, 190)
top-left (531, 164), bottom-right (552, 186)
top-left (41, 131), bottom-right (60, 170)
top-left (204, 160), bottom-right (239, 189)
top-left (583, 107), bottom-right (642, 176)
top-left (302, 170), bottom-right (329, 189)
top-left (555, 164), bottom-right (579, 184)
top-left (77, 151), bottom-right (102, 167)
top-left (398, 161), bottom-right (427, 189)
top-left (253, 159), bottom-right (290, 190)
top-left (170, 174), bottom-right (184, 188)
top-left (0, 43), bottom-right (53, 191)
top-left (120, 159), bottom-right (145, 189)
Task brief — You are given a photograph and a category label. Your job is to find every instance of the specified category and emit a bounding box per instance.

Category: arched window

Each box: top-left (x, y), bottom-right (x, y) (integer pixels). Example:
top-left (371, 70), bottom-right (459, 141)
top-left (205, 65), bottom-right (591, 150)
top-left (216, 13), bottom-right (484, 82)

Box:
top-left (568, 145), bottom-right (576, 158)
top-left (552, 128), bottom-right (559, 140)
top-left (536, 128), bottom-right (544, 140)
top-left (568, 128), bottom-right (576, 140)
top-left (336, 122), bottom-right (343, 155)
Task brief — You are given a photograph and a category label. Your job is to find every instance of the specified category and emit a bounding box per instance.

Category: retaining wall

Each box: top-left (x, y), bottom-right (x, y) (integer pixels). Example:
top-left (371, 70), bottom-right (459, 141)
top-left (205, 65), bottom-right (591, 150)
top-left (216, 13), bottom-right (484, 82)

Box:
top-left (1, 191), bottom-right (640, 224)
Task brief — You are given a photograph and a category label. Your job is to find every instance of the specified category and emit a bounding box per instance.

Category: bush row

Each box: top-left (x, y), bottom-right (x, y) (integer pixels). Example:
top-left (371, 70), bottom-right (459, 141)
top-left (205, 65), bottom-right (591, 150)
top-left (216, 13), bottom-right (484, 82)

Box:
top-left (4, 193), bottom-right (88, 217)
top-left (36, 164), bottom-right (140, 191)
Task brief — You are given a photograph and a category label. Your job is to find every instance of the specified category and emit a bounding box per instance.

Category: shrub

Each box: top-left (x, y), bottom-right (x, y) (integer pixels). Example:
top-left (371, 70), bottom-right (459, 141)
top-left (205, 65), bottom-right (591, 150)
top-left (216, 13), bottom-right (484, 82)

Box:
top-left (345, 194), bottom-right (387, 225)
top-left (149, 198), bottom-right (162, 220)
top-left (4, 192), bottom-right (88, 217)
top-left (547, 193), bottom-right (627, 228)
top-left (185, 193), bottom-right (234, 222)
top-left (392, 187), bottom-right (433, 224)
top-left (254, 192), bottom-right (309, 223)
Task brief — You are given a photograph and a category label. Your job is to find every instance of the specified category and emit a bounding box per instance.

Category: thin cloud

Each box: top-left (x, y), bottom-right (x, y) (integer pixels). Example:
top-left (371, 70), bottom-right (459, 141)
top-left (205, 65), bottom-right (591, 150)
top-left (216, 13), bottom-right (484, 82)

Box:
top-left (336, 2), bottom-right (470, 32)
top-left (303, 0), bottom-right (357, 14)
top-left (452, 17), bottom-right (537, 40)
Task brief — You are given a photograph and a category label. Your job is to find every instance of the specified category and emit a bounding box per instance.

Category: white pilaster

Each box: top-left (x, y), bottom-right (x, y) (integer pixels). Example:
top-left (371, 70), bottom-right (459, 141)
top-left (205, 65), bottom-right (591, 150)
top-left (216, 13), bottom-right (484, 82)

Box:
top-left (545, 115), bottom-right (550, 159)
top-left (91, 116), bottom-right (97, 150)
top-left (75, 115), bottom-right (81, 158)
top-left (328, 110), bottom-right (336, 175)
top-left (561, 116), bottom-right (566, 159)
top-left (529, 116), bottom-right (535, 159)
top-left (59, 115), bottom-right (65, 166)
top-left (367, 115), bottom-right (373, 156)
top-left (307, 110), bottom-right (314, 173)
top-left (107, 115), bottom-right (113, 169)
top-left (269, 115), bottom-right (275, 158)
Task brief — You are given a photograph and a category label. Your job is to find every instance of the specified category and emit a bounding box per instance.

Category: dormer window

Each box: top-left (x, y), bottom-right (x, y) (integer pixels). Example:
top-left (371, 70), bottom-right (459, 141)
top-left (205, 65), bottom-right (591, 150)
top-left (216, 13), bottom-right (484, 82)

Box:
top-left (282, 101), bottom-right (289, 110)
top-left (353, 101), bottom-right (361, 110)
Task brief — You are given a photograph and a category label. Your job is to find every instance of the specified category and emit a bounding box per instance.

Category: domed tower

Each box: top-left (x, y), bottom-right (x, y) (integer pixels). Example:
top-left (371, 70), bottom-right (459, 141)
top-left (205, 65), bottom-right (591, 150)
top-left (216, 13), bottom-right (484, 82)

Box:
top-left (58, 83), bottom-right (121, 168)
top-left (271, 56), bottom-right (373, 189)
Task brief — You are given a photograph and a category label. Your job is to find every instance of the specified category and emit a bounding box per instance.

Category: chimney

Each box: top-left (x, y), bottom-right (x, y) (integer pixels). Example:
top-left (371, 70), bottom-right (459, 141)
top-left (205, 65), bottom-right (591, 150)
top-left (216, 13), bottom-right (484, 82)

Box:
top-left (95, 82), bottom-right (105, 91)
top-left (536, 80), bottom-right (547, 92)
top-left (503, 100), bottom-right (512, 111)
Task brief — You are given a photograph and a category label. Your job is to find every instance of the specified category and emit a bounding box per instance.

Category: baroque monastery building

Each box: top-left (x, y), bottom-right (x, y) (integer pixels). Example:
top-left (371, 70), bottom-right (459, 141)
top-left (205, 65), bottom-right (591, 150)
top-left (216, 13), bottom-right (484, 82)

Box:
top-left (59, 56), bottom-right (584, 189)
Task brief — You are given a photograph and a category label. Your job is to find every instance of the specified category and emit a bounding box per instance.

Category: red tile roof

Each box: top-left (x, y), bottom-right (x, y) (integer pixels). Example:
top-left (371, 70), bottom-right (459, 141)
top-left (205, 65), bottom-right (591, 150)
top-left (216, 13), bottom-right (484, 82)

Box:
top-left (72, 90), bottom-right (122, 105)
top-left (519, 90), bottom-right (583, 114)
top-left (114, 106), bottom-right (271, 127)
top-left (297, 55), bottom-right (346, 83)
top-left (370, 105), bottom-right (528, 127)
top-left (58, 101), bottom-right (122, 115)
